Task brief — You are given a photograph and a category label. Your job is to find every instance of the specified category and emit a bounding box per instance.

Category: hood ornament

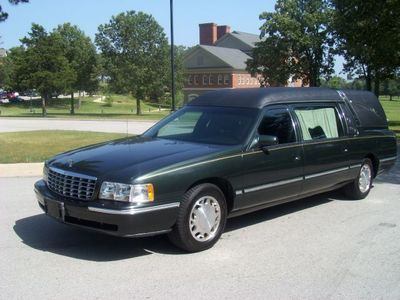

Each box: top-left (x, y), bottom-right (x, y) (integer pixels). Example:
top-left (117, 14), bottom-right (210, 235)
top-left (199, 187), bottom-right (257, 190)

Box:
top-left (68, 159), bottom-right (73, 168)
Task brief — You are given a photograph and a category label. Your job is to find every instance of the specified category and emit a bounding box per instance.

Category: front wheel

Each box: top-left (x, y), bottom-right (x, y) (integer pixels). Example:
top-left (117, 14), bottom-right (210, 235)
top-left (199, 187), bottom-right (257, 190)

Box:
top-left (344, 158), bottom-right (373, 200)
top-left (168, 183), bottom-right (227, 252)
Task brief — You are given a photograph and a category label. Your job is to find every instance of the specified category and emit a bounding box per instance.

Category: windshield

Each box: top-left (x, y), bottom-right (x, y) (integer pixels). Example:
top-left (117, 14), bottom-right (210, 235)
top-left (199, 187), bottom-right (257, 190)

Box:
top-left (144, 106), bottom-right (259, 145)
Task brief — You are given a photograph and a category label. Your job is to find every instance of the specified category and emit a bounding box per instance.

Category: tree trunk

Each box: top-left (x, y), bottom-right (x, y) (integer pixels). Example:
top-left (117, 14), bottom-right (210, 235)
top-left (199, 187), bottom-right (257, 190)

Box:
top-left (365, 67), bottom-right (372, 91)
top-left (390, 94), bottom-right (393, 101)
top-left (77, 91), bottom-right (81, 109)
top-left (42, 95), bottom-right (47, 117)
top-left (136, 98), bottom-right (141, 115)
top-left (70, 93), bottom-right (75, 114)
top-left (308, 67), bottom-right (319, 87)
top-left (373, 76), bottom-right (380, 97)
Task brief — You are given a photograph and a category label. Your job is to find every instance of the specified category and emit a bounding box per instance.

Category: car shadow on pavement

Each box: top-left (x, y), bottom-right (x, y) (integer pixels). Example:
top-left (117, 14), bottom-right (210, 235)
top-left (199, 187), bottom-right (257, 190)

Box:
top-left (225, 193), bottom-right (333, 233)
top-left (13, 214), bottom-right (184, 261)
top-left (374, 153), bottom-right (400, 185)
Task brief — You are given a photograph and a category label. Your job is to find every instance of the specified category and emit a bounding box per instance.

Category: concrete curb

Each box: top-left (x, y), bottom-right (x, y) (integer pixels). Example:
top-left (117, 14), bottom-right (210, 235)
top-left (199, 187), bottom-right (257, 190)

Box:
top-left (0, 162), bottom-right (43, 177)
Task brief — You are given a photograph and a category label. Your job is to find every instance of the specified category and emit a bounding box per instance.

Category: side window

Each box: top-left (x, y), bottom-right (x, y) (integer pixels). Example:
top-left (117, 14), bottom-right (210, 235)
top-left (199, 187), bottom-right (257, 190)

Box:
top-left (258, 108), bottom-right (296, 144)
top-left (294, 106), bottom-right (343, 141)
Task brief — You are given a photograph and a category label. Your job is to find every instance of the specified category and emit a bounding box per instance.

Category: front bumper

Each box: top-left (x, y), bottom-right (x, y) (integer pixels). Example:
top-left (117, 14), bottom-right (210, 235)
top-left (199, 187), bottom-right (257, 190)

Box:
top-left (34, 180), bottom-right (180, 237)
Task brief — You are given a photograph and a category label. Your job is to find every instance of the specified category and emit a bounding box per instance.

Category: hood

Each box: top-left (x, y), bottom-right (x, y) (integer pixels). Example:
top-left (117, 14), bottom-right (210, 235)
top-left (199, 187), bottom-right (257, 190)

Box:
top-left (48, 136), bottom-right (230, 182)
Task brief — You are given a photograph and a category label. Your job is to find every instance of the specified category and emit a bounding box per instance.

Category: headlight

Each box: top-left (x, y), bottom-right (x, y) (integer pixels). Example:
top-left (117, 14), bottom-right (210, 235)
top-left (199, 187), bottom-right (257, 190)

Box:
top-left (99, 182), bottom-right (154, 203)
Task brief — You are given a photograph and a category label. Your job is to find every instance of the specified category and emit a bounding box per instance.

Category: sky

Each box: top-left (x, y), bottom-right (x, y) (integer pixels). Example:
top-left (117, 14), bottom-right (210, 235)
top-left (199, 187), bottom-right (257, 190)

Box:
top-left (0, 0), bottom-right (344, 75)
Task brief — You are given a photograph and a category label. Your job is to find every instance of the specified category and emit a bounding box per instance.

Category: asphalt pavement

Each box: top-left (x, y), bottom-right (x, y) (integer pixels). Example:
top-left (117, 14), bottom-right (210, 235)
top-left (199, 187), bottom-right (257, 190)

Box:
top-left (0, 118), bottom-right (155, 134)
top-left (1, 158), bottom-right (399, 299)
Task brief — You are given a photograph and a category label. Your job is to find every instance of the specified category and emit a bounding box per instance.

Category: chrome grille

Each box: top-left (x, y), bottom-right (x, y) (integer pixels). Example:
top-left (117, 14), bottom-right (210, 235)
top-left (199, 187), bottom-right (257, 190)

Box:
top-left (47, 167), bottom-right (97, 201)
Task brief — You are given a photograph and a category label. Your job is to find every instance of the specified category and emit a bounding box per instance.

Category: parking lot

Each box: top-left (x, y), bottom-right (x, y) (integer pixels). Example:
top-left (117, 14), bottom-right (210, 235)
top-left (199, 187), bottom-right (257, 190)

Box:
top-left (1, 158), bottom-right (399, 299)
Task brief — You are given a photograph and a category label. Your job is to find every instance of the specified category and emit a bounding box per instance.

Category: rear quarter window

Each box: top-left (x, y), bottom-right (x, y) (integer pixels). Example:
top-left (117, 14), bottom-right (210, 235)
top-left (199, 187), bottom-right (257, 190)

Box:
top-left (294, 106), bottom-right (344, 141)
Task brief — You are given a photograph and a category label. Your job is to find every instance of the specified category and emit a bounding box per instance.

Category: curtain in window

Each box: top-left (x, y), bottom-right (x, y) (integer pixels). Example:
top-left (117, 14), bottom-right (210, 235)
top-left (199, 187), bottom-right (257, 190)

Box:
top-left (295, 107), bottom-right (339, 140)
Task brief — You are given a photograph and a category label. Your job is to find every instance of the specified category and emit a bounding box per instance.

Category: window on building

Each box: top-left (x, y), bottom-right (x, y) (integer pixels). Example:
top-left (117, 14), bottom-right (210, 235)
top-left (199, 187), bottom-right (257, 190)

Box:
top-left (194, 75), bottom-right (199, 85)
top-left (188, 75), bottom-right (193, 85)
top-left (218, 75), bottom-right (223, 85)
top-left (224, 74), bottom-right (230, 85)
top-left (203, 75), bottom-right (208, 85)
top-left (246, 78), bottom-right (250, 85)
top-left (209, 75), bottom-right (215, 85)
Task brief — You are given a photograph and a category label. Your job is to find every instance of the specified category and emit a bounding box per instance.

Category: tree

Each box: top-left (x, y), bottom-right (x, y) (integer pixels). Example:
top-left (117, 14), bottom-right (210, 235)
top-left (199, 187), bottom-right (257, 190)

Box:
top-left (381, 78), bottom-right (400, 100)
top-left (56, 23), bottom-right (99, 114)
top-left (15, 24), bottom-right (75, 116)
top-left (247, 36), bottom-right (293, 86)
top-left (320, 75), bottom-right (349, 89)
top-left (333, 0), bottom-right (400, 96)
top-left (0, 55), bottom-right (12, 89)
top-left (0, 0), bottom-right (28, 22)
top-left (95, 11), bottom-right (169, 115)
top-left (162, 45), bottom-right (187, 104)
top-left (247, 0), bottom-right (335, 87)
top-left (0, 46), bottom-right (25, 90)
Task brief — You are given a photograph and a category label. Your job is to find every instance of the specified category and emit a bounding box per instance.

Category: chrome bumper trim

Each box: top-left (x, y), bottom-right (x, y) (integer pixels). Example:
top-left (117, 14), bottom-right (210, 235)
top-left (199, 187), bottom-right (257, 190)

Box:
top-left (87, 202), bottom-right (180, 215)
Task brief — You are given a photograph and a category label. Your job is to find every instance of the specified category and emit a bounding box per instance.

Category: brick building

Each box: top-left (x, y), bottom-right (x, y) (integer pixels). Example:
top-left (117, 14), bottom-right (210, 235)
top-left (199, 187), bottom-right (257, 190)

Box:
top-left (183, 23), bottom-right (262, 103)
top-left (183, 23), bottom-right (304, 103)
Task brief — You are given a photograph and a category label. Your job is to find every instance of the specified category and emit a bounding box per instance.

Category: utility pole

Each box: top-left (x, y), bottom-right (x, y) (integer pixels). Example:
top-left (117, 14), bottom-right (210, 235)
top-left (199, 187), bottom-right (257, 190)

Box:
top-left (170, 0), bottom-right (176, 111)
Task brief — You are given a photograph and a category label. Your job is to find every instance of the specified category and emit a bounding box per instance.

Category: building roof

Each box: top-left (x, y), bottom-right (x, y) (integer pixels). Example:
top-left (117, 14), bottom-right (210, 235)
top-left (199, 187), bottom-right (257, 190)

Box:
top-left (187, 87), bottom-right (344, 109)
top-left (229, 31), bottom-right (261, 47)
top-left (197, 45), bottom-right (252, 70)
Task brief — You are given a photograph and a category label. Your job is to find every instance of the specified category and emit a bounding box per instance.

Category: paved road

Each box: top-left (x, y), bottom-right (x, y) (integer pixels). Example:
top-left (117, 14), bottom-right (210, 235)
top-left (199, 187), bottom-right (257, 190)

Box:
top-left (1, 159), bottom-right (399, 299)
top-left (0, 118), bottom-right (156, 134)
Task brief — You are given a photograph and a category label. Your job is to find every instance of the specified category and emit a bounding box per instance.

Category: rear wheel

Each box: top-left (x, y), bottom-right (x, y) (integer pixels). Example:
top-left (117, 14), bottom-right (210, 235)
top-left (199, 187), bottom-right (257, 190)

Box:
top-left (344, 158), bottom-right (373, 199)
top-left (168, 183), bottom-right (227, 252)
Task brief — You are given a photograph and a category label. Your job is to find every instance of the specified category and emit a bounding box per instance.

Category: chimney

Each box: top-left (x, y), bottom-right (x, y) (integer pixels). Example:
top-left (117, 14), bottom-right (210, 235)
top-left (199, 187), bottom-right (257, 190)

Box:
top-left (217, 25), bottom-right (231, 40)
top-left (199, 23), bottom-right (217, 45)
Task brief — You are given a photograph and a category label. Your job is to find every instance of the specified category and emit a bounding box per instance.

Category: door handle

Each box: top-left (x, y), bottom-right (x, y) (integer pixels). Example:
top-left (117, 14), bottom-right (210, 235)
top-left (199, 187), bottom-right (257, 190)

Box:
top-left (294, 156), bottom-right (301, 161)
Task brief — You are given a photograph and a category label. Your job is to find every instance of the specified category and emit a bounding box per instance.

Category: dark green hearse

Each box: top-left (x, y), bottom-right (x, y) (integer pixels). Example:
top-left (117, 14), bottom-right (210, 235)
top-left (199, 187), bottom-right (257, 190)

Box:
top-left (34, 88), bottom-right (397, 252)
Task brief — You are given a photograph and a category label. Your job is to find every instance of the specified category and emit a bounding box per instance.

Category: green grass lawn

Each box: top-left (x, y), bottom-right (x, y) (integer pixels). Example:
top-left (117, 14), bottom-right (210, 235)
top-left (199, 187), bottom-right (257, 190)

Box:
top-left (0, 95), bottom-right (171, 120)
top-left (0, 130), bottom-right (129, 163)
top-left (380, 98), bottom-right (400, 137)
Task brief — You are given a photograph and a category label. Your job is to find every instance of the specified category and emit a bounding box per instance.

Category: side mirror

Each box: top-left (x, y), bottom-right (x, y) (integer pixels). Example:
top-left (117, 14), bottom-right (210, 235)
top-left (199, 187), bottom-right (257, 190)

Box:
top-left (348, 127), bottom-right (360, 136)
top-left (258, 135), bottom-right (278, 148)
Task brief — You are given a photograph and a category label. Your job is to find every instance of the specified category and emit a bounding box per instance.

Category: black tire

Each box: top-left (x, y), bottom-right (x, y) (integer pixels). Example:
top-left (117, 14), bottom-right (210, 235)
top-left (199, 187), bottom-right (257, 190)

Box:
top-left (168, 183), bottom-right (227, 252)
top-left (344, 158), bottom-right (374, 200)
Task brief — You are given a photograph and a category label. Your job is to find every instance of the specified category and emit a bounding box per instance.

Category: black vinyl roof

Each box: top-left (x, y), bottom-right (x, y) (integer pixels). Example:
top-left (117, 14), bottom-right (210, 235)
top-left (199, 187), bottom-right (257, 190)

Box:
top-left (187, 87), bottom-right (388, 129)
top-left (188, 87), bottom-right (343, 109)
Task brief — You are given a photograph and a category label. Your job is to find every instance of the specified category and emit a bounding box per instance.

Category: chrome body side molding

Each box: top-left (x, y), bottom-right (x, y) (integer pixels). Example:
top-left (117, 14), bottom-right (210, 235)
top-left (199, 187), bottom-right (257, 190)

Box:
top-left (304, 167), bottom-right (349, 180)
top-left (244, 177), bottom-right (303, 194)
top-left (380, 156), bottom-right (397, 163)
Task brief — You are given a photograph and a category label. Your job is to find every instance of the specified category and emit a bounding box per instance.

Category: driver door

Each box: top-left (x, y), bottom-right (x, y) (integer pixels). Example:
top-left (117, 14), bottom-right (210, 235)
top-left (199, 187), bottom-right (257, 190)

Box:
top-left (238, 106), bottom-right (304, 210)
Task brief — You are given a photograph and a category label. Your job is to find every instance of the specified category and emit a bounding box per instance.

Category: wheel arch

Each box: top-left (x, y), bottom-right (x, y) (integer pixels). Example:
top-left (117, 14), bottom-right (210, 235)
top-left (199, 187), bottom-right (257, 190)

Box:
top-left (365, 153), bottom-right (379, 178)
top-left (186, 177), bottom-right (235, 213)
